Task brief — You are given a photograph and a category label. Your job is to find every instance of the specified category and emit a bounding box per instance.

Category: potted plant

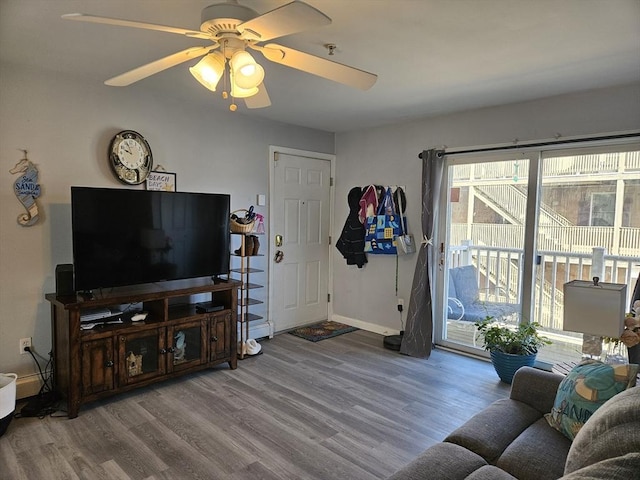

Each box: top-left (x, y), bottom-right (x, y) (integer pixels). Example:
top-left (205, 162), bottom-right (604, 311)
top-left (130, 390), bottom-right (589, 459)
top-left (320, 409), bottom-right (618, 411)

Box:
top-left (475, 317), bottom-right (551, 383)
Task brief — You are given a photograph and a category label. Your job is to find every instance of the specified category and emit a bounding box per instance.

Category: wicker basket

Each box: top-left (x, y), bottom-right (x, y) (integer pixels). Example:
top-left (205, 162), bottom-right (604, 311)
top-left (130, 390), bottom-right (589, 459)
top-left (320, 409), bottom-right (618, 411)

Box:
top-left (230, 209), bottom-right (255, 234)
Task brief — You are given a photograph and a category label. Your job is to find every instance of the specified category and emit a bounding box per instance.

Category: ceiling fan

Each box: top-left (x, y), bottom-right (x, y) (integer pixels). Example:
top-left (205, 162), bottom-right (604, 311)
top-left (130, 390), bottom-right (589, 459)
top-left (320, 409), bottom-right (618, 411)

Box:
top-left (62, 0), bottom-right (377, 110)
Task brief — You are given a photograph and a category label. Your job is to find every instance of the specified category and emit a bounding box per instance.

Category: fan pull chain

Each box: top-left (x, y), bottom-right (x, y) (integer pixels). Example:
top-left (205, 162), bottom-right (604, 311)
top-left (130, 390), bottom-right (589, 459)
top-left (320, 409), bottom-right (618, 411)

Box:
top-left (221, 39), bottom-right (229, 101)
top-left (218, 39), bottom-right (237, 111)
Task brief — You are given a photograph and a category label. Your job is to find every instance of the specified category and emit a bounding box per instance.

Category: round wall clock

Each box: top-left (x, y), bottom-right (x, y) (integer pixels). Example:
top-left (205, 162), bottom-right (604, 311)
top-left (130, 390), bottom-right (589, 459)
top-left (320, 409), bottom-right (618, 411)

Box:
top-left (108, 130), bottom-right (153, 185)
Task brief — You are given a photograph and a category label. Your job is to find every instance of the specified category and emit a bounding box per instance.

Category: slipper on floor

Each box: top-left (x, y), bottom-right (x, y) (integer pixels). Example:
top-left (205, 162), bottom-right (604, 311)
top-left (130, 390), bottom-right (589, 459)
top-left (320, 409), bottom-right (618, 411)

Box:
top-left (245, 339), bottom-right (262, 356)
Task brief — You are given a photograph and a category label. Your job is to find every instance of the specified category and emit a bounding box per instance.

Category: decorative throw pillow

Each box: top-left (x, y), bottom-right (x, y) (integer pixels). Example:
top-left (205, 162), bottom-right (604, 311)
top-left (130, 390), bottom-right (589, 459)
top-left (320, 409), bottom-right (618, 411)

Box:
top-left (545, 360), bottom-right (638, 441)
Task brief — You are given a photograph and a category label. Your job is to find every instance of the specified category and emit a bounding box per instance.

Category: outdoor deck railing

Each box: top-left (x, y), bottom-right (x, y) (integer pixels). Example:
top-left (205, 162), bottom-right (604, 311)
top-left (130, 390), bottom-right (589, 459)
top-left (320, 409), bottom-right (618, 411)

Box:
top-left (448, 243), bottom-right (640, 333)
top-left (450, 224), bottom-right (640, 257)
top-left (452, 150), bottom-right (640, 181)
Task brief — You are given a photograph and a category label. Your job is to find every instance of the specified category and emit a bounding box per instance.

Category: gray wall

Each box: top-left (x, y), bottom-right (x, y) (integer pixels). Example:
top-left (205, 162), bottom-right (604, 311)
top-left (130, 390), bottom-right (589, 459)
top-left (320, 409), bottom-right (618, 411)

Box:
top-left (0, 64), bottom-right (334, 389)
top-left (332, 82), bottom-right (640, 335)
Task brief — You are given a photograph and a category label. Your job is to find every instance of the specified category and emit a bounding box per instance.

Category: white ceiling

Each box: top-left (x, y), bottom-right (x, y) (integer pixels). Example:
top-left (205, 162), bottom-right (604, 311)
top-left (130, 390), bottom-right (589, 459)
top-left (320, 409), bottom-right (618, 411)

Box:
top-left (1, 0), bottom-right (639, 133)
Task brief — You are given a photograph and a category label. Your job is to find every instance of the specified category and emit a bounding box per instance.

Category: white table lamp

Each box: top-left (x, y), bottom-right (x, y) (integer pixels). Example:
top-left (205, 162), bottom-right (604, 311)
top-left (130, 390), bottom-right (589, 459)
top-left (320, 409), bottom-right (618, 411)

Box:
top-left (563, 278), bottom-right (627, 356)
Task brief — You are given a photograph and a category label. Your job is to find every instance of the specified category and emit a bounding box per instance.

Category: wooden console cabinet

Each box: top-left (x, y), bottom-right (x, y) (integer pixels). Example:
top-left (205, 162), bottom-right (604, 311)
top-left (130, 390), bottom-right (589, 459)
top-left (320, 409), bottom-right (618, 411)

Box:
top-left (46, 277), bottom-right (240, 418)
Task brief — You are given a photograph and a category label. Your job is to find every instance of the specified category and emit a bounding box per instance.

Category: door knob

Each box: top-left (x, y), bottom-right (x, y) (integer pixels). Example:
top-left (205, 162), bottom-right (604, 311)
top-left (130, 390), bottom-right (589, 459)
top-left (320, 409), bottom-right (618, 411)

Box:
top-left (105, 360), bottom-right (114, 367)
top-left (275, 234), bottom-right (283, 247)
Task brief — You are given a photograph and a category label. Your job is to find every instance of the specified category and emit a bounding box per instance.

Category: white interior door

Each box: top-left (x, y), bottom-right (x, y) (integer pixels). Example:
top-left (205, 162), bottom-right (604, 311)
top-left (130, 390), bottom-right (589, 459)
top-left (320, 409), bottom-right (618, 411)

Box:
top-left (270, 149), bottom-right (332, 332)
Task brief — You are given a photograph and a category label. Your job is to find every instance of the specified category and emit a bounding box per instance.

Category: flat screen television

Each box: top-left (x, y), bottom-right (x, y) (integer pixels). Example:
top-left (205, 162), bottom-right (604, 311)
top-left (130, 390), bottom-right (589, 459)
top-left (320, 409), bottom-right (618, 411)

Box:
top-left (71, 186), bottom-right (230, 292)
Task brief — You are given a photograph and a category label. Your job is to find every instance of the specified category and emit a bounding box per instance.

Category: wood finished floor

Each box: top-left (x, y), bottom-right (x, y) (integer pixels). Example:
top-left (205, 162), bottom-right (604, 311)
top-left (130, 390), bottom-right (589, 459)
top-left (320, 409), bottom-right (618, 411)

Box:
top-left (1, 330), bottom-right (510, 480)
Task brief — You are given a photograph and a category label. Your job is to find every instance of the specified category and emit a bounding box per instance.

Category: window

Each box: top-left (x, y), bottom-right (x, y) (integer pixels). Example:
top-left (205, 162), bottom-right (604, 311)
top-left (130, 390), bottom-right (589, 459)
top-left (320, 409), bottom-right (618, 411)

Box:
top-left (589, 192), bottom-right (615, 226)
top-left (436, 142), bottom-right (640, 366)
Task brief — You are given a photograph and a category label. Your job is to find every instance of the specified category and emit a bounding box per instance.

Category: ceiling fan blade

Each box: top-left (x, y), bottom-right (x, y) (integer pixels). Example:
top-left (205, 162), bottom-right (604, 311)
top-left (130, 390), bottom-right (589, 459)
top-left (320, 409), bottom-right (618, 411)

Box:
top-left (262, 44), bottom-right (377, 90)
top-left (244, 83), bottom-right (271, 109)
top-left (238, 1), bottom-right (330, 42)
top-left (105, 46), bottom-right (214, 86)
top-left (62, 13), bottom-right (211, 40)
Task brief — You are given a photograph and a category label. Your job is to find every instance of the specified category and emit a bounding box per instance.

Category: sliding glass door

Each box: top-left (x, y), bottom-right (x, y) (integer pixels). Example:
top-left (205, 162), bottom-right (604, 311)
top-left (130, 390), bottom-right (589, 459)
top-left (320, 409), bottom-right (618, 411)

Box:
top-left (437, 153), bottom-right (531, 354)
top-left (434, 141), bottom-right (640, 366)
top-left (533, 145), bottom-right (640, 364)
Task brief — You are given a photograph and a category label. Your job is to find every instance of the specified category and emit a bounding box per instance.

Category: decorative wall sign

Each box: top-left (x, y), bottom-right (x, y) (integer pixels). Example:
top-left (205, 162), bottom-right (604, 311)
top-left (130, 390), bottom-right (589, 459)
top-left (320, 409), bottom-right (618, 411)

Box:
top-left (9, 150), bottom-right (41, 226)
top-left (146, 170), bottom-right (176, 192)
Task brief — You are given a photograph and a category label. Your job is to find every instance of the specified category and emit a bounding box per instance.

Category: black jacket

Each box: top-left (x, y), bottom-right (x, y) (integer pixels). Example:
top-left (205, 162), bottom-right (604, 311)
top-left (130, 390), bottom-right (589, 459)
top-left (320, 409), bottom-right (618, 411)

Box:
top-left (336, 187), bottom-right (367, 268)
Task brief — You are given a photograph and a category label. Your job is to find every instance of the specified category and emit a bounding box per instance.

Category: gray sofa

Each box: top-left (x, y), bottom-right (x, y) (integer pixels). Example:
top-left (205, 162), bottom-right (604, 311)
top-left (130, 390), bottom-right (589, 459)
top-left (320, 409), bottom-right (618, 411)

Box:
top-left (388, 366), bottom-right (640, 480)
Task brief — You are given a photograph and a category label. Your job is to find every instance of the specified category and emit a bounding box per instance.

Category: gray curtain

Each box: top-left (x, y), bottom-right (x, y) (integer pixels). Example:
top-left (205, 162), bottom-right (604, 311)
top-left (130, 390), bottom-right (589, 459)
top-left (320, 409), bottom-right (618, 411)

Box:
top-left (400, 149), bottom-right (444, 358)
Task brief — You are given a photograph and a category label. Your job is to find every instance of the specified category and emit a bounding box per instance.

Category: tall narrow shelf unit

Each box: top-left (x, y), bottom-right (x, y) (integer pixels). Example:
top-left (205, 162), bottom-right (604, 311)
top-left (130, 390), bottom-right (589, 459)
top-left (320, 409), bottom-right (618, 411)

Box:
top-left (230, 233), bottom-right (270, 357)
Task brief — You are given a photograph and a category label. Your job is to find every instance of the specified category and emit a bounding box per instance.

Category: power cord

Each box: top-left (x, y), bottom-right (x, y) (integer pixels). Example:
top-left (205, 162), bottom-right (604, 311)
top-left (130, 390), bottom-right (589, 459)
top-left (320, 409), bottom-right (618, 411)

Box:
top-left (15, 346), bottom-right (59, 418)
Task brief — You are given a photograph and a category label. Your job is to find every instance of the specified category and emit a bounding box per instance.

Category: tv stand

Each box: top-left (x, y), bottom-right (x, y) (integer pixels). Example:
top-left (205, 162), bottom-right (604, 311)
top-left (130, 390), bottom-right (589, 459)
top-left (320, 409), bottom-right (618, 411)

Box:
top-left (46, 277), bottom-right (240, 418)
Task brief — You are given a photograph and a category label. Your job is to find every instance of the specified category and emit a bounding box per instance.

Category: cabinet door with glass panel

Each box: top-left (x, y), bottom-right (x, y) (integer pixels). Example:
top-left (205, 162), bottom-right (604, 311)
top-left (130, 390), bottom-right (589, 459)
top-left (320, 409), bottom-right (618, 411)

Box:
top-left (167, 319), bottom-right (207, 373)
top-left (118, 328), bottom-right (166, 386)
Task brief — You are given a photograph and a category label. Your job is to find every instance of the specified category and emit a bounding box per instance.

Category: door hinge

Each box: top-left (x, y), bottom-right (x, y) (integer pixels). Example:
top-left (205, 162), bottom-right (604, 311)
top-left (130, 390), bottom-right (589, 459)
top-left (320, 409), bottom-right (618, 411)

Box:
top-left (274, 152), bottom-right (280, 162)
top-left (330, 177), bottom-right (334, 187)
top-left (327, 293), bottom-right (331, 303)
top-left (328, 235), bottom-right (331, 245)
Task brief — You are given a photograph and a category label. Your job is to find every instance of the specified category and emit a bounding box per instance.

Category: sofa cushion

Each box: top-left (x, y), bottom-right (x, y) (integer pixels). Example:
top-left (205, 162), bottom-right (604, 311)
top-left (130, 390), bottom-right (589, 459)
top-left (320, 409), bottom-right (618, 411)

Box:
top-left (449, 265), bottom-right (479, 305)
top-left (561, 453), bottom-right (640, 480)
top-left (465, 465), bottom-right (517, 480)
top-left (545, 360), bottom-right (638, 440)
top-left (460, 302), bottom-right (519, 323)
top-left (387, 442), bottom-right (487, 480)
top-left (564, 386), bottom-right (640, 474)
top-left (496, 418), bottom-right (570, 480)
top-left (444, 397), bottom-right (542, 463)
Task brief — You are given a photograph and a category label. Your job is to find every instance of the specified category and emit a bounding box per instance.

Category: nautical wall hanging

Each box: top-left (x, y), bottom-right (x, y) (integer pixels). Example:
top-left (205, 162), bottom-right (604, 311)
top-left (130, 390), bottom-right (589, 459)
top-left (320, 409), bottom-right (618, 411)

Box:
top-left (10, 150), bottom-right (41, 226)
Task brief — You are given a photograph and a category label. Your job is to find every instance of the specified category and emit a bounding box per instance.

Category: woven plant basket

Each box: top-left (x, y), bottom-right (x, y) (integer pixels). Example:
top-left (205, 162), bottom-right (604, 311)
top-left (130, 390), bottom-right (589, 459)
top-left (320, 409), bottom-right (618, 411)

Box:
top-left (230, 209), bottom-right (255, 234)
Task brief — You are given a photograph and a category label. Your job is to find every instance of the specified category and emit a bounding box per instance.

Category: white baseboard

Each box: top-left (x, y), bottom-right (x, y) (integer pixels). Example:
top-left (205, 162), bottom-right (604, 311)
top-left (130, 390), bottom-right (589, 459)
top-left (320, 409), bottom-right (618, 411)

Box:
top-left (331, 314), bottom-right (401, 337)
top-left (16, 373), bottom-right (42, 400)
top-left (238, 320), bottom-right (274, 342)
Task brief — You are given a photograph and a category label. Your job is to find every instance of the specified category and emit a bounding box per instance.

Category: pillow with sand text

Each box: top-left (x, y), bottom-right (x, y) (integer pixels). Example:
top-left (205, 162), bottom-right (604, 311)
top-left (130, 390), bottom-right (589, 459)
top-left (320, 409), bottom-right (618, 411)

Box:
top-left (545, 360), bottom-right (638, 441)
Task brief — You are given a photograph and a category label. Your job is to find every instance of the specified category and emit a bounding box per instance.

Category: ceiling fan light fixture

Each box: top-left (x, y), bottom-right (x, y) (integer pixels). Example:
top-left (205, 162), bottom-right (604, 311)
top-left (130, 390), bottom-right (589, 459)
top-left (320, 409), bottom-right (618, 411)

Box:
top-left (231, 83), bottom-right (259, 99)
top-left (189, 51), bottom-right (225, 91)
top-left (230, 50), bottom-right (265, 89)
top-left (230, 70), bottom-right (259, 98)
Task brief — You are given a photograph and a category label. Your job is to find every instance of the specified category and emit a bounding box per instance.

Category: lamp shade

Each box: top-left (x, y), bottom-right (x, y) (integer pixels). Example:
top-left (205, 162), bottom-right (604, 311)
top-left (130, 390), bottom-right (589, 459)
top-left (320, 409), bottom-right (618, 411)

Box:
top-left (230, 70), bottom-right (259, 98)
top-left (189, 52), bottom-right (225, 91)
top-left (230, 51), bottom-right (264, 89)
top-left (563, 280), bottom-right (627, 338)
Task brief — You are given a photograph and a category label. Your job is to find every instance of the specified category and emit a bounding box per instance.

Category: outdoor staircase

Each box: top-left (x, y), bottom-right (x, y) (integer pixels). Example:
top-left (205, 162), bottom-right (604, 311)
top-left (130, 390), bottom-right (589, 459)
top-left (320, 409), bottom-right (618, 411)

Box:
top-left (474, 184), bottom-right (572, 227)
top-left (470, 184), bottom-right (572, 329)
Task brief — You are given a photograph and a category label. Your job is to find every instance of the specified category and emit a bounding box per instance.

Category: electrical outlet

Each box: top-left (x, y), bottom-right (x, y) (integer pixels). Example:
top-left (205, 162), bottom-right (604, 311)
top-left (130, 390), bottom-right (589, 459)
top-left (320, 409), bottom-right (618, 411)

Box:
top-left (19, 337), bottom-right (32, 354)
top-left (397, 298), bottom-right (404, 307)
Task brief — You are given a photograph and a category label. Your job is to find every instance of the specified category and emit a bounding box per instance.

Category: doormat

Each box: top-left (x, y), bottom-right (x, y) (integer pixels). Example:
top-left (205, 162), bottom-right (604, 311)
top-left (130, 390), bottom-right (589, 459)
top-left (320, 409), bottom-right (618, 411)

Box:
top-left (288, 321), bottom-right (359, 342)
